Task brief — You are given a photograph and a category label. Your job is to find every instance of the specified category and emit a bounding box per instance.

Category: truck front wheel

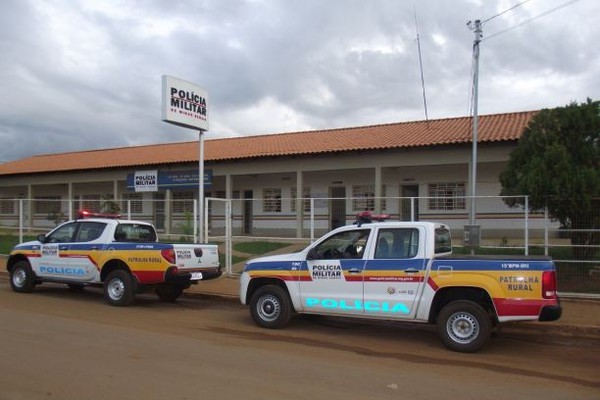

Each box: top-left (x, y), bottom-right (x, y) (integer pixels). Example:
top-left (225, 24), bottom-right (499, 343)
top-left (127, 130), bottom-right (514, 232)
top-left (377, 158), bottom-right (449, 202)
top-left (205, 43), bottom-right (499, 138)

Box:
top-left (437, 300), bottom-right (491, 353)
top-left (104, 270), bottom-right (135, 307)
top-left (249, 285), bottom-right (293, 329)
top-left (10, 261), bottom-right (36, 293)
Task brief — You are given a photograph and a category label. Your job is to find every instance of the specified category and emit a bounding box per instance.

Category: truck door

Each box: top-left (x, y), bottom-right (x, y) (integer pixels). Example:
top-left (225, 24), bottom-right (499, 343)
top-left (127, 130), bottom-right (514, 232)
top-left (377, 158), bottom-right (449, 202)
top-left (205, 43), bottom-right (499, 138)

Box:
top-left (37, 222), bottom-right (78, 278)
top-left (299, 229), bottom-right (370, 316)
top-left (67, 221), bottom-right (107, 282)
top-left (363, 228), bottom-right (425, 319)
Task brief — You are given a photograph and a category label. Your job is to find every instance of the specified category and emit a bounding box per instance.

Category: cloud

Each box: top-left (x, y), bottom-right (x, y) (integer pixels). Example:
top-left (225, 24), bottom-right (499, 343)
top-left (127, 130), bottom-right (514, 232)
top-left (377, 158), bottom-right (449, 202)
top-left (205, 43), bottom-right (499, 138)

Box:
top-left (0, 0), bottom-right (598, 162)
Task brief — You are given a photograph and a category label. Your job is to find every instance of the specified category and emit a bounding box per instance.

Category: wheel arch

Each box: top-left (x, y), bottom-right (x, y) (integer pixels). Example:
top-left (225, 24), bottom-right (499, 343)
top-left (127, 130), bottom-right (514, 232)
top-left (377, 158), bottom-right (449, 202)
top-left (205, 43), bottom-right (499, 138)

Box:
top-left (7, 254), bottom-right (30, 272)
top-left (245, 277), bottom-right (291, 306)
top-left (100, 259), bottom-right (132, 282)
top-left (428, 286), bottom-right (497, 324)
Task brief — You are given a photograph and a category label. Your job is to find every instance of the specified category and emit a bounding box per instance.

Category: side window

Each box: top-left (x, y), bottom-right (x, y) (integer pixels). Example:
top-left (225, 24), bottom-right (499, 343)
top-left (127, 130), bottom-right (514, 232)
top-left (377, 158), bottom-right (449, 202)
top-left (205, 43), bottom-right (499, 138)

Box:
top-left (46, 222), bottom-right (77, 243)
top-left (75, 222), bottom-right (106, 242)
top-left (114, 224), bottom-right (157, 242)
top-left (374, 228), bottom-right (419, 259)
top-left (311, 229), bottom-right (370, 260)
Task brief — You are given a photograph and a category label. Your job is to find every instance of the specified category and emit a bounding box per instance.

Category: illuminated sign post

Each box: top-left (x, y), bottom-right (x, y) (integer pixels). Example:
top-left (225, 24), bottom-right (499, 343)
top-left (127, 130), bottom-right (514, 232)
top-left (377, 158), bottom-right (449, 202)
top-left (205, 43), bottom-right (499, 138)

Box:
top-left (161, 75), bottom-right (209, 242)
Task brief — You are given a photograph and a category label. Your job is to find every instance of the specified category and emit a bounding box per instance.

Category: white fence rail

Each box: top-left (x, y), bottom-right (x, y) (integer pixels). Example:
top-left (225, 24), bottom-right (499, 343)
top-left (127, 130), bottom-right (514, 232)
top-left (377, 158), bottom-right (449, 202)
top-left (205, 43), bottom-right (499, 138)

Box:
top-left (0, 196), bottom-right (598, 294)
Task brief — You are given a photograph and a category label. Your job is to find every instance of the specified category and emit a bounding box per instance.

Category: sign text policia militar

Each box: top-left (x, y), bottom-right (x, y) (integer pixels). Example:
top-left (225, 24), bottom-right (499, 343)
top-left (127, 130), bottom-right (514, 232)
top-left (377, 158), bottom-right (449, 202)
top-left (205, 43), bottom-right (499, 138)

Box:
top-left (169, 88), bottom-right (207, 121)
top-left (161, 75), bottom-right (209, 131)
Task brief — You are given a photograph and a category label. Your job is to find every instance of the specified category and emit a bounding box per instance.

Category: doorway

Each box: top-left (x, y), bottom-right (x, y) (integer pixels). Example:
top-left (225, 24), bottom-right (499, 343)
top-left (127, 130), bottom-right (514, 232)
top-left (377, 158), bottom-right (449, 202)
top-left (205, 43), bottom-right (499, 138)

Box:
top-left (243, 190), bottom-right (253, 235)
top-left (401, 185), bottom-right (419, 221)
top-left (153, 193), bottom-right (165, 230)
top-left (329, 186), bottom-right (346, 230)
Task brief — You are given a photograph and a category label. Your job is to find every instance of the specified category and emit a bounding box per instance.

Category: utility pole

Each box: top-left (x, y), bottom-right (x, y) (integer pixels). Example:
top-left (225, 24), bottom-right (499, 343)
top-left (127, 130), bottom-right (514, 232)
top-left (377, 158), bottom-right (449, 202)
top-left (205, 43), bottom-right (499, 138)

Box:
top-left (468, 19), bottom-right (482, 226)
top-left (464, 19), bottom-right (482, 251)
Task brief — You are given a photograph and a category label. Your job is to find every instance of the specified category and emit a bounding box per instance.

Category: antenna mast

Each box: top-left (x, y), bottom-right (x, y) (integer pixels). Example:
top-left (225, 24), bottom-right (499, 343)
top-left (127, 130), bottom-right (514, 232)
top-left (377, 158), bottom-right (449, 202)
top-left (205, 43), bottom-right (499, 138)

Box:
top-left (414, 6), bottom-right (429, 123)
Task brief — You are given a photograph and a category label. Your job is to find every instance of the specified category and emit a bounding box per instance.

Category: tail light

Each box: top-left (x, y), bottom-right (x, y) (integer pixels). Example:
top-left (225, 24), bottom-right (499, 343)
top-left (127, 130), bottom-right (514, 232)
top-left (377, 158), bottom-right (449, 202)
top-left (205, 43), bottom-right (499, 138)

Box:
top-left (161, 249), bottom-right (176, 264)
top-left (542, 270), bottom-right (557, 299)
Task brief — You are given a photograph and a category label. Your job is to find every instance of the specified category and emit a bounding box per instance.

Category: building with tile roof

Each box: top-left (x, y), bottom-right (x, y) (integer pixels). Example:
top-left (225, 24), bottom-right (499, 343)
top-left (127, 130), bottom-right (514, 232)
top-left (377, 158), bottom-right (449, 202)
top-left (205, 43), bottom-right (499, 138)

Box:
top-left (0, 110), bottom-right (536, 238)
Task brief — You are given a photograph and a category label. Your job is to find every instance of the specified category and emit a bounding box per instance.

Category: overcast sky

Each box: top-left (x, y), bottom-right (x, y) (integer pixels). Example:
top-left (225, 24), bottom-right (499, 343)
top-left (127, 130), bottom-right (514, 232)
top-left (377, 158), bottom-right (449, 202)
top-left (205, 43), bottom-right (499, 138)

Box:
top-left (0, 0), bottom-right (598, 162)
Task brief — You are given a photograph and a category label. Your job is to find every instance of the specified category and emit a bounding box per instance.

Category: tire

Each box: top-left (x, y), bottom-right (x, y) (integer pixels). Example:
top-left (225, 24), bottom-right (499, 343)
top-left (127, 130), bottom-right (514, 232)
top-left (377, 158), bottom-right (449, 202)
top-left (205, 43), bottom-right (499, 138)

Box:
top-left (9, 261), bottom-right (36, 293)
top-left (437, 300), bottom-right (492, 353)
top-left (155, 284), bottom-right (184, 302)
top-left (103, 270), bottom-right (135, 307)
top-left (249, 285), bottom-right (293, 329)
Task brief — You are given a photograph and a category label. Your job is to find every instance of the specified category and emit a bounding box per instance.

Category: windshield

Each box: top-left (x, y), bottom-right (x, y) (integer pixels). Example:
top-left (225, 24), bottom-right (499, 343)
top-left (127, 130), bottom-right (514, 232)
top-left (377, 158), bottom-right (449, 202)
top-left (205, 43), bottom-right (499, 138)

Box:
top-left (310, 229), bottom-right (370, 260)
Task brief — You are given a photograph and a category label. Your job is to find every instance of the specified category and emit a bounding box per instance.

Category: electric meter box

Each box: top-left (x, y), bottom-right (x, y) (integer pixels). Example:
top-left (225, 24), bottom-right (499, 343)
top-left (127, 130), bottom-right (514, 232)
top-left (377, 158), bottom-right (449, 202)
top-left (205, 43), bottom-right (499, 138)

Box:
top-left (464, 225), bottom-right (481, 247)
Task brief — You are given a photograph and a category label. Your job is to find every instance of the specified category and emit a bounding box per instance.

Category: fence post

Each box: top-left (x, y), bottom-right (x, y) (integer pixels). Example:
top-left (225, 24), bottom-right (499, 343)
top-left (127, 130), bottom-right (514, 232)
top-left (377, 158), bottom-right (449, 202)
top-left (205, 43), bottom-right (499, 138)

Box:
top-left (204, 199), bottom-right (209, 243)
top-left (226, 200), bottom-right (232, 275)
top-left (193, 199), bottom-right (198, 243)
top-left (19, 199), bottom-right (23, 243)
top-left (544, 206), bottom-right (549, 256)
top-left (310, 198), bottom-right (315, 243)
top-left (524, 196), bottom-right (529, 255)
top-left (410, 197), bottom-right (415, 222)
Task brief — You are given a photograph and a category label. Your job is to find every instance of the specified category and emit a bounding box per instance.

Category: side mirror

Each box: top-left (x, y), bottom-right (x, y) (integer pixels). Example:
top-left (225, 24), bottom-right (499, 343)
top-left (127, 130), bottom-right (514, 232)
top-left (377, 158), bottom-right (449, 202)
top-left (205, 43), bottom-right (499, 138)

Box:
top-left (37, 234), bottom-right (47, 244)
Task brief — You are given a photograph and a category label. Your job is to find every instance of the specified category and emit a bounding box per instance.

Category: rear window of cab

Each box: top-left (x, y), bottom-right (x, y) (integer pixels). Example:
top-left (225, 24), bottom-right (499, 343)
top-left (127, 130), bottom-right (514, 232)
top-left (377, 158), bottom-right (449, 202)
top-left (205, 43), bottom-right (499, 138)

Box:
top-left (114, 224), bottom-right (157, 242)
top-left (435, 227), bottom-right (452, 254)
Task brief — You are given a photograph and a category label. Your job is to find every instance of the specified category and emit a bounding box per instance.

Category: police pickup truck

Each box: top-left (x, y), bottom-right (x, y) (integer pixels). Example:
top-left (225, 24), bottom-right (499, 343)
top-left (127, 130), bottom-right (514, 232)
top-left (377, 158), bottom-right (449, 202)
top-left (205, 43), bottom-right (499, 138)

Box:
top-left (240, 213), bottom-right (562, 352)
top-left (7, 212), bottom-right (221, 306)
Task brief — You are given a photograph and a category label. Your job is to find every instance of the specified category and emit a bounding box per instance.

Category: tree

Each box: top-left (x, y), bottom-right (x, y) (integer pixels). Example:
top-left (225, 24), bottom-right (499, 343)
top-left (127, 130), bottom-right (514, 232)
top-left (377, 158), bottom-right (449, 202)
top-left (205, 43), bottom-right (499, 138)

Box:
top-left (100, 194), bottom-right (121, 214)
top-left (499, 99), bottom-right (600, 258)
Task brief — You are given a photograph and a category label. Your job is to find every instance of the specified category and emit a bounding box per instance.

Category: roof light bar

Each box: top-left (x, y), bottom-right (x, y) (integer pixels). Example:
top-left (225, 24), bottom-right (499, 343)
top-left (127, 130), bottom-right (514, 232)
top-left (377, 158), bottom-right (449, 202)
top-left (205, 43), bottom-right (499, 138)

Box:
top-left (76, 210), bottom-right (122, 219)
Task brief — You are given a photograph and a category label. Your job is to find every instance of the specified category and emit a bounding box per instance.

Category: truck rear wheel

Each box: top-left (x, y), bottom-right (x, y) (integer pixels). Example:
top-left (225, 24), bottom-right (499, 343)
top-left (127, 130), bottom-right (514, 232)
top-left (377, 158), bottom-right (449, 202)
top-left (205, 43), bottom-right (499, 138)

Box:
top-left (156, 284), bottom-right (184, 302)
top-left (249, 285), bottom-right (293, 329)
top-left (437, 300), bottom-right (491, 353)
top-left (10, 261), bottom-right (36, 293)
top-left (104, 270), bottom-right (135, 307)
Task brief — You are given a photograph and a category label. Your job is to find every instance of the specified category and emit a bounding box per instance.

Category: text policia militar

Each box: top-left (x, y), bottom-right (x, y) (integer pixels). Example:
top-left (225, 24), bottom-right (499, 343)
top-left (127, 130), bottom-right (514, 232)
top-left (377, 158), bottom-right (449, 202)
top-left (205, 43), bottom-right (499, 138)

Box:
top-left (170, 87), bottom-right (207, 117)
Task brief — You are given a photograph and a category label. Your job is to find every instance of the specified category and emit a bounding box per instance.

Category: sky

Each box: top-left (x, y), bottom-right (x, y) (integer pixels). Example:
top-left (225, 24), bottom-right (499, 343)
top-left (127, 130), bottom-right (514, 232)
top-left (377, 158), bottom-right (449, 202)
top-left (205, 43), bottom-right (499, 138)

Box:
top-left (0, 0), bottom-right (598, 162)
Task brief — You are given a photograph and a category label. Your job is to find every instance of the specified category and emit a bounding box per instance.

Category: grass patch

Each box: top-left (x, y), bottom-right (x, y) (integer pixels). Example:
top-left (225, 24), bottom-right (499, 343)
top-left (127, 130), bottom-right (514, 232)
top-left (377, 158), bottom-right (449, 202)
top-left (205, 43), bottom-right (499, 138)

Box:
top-left (0, 235), bottom-right (36, 254)
top-left (233, 241), bottom-right (291, 255)
top-left (219, 252), bottom-right (248, 266)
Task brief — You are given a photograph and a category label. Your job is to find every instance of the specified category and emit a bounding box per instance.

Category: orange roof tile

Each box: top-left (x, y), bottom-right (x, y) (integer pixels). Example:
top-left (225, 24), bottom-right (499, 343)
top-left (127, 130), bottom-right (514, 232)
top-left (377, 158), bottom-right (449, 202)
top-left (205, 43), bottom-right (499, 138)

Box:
top-left (0, 111), bottom-right (536, 176)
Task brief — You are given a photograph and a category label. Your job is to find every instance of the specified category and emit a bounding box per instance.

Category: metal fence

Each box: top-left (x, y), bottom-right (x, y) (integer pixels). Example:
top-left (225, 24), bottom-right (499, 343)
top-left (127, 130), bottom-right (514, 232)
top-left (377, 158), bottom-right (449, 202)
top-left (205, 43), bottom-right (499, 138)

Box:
top-left (0, 196), bottom-right (598, 296)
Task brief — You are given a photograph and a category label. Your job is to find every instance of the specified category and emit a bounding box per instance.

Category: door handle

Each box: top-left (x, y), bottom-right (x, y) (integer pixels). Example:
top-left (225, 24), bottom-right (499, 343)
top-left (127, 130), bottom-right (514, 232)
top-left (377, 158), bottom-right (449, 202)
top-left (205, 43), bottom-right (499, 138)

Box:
top-left (348, 268), bottom-right (362, 274)
top-left (59, 246), bottom-right (69, 251)
top-left (90, 246), bottom-right (99, 250)
top-left (404, 268), bottom-right (420, 274)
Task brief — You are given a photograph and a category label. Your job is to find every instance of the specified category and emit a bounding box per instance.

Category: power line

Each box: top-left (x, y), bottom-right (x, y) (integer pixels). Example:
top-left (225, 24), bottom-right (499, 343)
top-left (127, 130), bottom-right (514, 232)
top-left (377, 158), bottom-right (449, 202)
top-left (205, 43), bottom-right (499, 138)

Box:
top-left (484, 0), bottom-right (580, 41)
top-left (483, 0), bottom-right (532, 24)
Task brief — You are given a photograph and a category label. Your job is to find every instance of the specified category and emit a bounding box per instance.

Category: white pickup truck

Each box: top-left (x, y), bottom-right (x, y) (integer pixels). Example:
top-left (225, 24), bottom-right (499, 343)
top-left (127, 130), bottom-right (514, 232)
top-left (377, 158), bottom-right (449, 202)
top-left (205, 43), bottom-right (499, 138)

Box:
top-left (240, 217), bottom-right (562, 352)
top-left (7, 213), bottom-right (221, 306)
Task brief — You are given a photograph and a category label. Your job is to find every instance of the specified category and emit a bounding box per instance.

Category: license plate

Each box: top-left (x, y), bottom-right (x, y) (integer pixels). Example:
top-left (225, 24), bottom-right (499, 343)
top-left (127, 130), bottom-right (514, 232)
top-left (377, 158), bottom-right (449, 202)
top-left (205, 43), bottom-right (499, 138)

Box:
top-left (190, 272), bottom-right (203, 280)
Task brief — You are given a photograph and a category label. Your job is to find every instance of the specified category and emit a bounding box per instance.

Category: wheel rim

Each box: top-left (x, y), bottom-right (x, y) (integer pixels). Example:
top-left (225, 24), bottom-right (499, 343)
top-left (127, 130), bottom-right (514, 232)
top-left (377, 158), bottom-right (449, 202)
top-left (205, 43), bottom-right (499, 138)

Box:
top-left (107, 278), bottom-right (125, 301)
top-left (446, 311), bottom-right (479, 344)
top-left (13, 268), bottom-right (27, 288)
top-left (257, 294), bottom-right (281, 322)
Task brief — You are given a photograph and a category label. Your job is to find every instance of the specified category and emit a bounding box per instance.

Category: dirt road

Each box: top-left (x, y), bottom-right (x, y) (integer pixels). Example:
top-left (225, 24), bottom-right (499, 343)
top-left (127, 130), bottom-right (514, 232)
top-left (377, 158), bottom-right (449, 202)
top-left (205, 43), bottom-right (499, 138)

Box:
top-left (0, 282), bottom-right (598, 400)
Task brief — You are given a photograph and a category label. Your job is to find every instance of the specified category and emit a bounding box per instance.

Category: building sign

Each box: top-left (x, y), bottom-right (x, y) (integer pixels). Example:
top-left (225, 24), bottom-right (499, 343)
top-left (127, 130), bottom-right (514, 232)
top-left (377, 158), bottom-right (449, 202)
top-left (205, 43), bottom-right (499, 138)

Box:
top-left (127, 170), bottom-right (212, 191)
top-left (161, 75), bottom-right (209, 131)
top-left (134, 170), bottom-right (158, 192)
